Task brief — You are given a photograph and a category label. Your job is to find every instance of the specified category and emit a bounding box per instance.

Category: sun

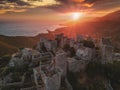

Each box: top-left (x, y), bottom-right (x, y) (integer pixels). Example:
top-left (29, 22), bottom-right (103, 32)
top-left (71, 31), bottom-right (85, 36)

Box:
top-left (72, 12), bottom-right (82, 20)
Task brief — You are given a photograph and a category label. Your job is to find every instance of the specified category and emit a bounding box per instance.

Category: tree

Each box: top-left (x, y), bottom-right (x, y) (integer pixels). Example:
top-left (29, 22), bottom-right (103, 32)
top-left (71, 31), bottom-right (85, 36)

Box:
top-left (86, 61), bottom-right (105, 78)
top-left (40, 42), bottom-right (47, 52)
top-left (83, 40), bottom-right (95, 48)
top-left (69, 47), bottom-right (76, 57)
top-left (88, 80), bottom-right (106, 90)
top-left (63, 44), bottom-right (70, 52)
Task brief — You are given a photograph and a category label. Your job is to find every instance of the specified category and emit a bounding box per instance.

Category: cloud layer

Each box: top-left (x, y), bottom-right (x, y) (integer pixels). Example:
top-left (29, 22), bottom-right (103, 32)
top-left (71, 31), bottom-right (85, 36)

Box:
top-left (51, 0), bottom-right (120, 13)
top-left (0, 0), bottom-right (120, 15)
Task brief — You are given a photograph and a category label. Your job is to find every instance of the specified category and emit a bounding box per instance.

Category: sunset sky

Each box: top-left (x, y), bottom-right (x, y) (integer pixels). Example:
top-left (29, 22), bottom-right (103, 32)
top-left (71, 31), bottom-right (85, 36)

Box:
top-left (0, 0), bottom-right (120, 23)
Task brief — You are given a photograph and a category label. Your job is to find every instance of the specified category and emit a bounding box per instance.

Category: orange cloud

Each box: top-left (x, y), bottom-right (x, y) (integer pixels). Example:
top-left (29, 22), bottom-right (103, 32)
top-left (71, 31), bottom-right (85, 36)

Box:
top-left (0, 9), bottom-right (26, 14)
top-left (0, 10), bottom-right (6, 14)
top-left (74, 0), bottom-right (85, 2)
top-left (82, 3), bottom-right (94, 7)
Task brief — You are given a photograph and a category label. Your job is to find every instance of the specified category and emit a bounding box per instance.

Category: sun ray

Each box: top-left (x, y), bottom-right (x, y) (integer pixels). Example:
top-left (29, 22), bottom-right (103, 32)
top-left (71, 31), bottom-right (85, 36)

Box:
top-left (72, 12), bottom-right (83, 20)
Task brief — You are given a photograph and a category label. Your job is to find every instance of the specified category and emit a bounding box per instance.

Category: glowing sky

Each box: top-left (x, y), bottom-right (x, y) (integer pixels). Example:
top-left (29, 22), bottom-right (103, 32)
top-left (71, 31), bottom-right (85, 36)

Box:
top-left (0, 0), bottom-right (120, 22)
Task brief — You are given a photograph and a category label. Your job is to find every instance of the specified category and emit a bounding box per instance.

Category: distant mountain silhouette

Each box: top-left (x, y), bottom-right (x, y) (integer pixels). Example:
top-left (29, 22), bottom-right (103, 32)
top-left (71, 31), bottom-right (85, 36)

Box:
top-left (100, 10), bottom-right (120, 21)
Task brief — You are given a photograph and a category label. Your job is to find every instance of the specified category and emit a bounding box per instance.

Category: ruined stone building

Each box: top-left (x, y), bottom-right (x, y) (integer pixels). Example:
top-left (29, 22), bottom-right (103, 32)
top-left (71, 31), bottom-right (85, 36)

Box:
top-left (113, 53), bottom-right (120, 61)
top-left (76, 47), bottom-right (93, 61)
top-left (100, 37), bottom-right (114, 63)
top-left (55, 50), bottom-right (68, 77)
top-left (67, 58), bottom-right (87, 73)
top-left (76, 34), bottom-right (84, 42)
top-left (40, 66), bottom-right (62, 90)
top-left (37, 37), bottom-right (57, 53)
top-left (33, 63), bottom-right (62, 90)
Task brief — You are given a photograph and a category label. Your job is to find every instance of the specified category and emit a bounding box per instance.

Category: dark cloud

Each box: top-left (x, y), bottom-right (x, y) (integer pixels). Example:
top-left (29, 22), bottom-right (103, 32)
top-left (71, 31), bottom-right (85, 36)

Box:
top-left (0, 0), bottom-right (6, 4)
top-left (0, 0), bottom-right (31, 14)
top-left (55, 0), bottom-right (97, 4)
top-left (7, 0), bottom-right (18, 2)
top-left (7, 0), bottom-right (31, 6)
top-left (16, 1), bottom-right (30, 6)
top-left (83, 0), bottom-right (97, 4)
top-left (46, 0), bottom-right (120, 13)
top-left (0, 0), bottom-right (120, 15)
top-left (45, 0), bottom-right (95, 13)
top-left (55, 0), bottom-right (70, 4)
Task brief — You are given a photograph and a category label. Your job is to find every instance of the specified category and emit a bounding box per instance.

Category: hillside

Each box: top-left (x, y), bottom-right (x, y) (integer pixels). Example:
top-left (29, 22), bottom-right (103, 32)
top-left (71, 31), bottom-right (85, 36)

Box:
top-left (0, 35), bottom-right (38, 56)
top-left (0, 33), bottom-right (55, 56)
top-left (0, 41), bottom-right (17, 56)
top-left (53, 10), bottom-right (120, 49)
top-left (100, 10), bottom-right (120, 21)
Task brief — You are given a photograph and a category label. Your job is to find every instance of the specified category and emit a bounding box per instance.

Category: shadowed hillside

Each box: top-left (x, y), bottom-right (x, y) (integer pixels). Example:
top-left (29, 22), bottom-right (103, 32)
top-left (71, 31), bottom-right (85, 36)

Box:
top-left (0, 41), bottom-right (17, 56)
top-left (0, 35), bottom-right (39, 56)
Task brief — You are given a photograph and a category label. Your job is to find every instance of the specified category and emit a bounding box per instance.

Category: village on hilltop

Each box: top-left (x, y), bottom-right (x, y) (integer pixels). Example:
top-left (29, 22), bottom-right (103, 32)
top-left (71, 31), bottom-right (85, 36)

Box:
top-left (0, 33), bottom-right (120, 90)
